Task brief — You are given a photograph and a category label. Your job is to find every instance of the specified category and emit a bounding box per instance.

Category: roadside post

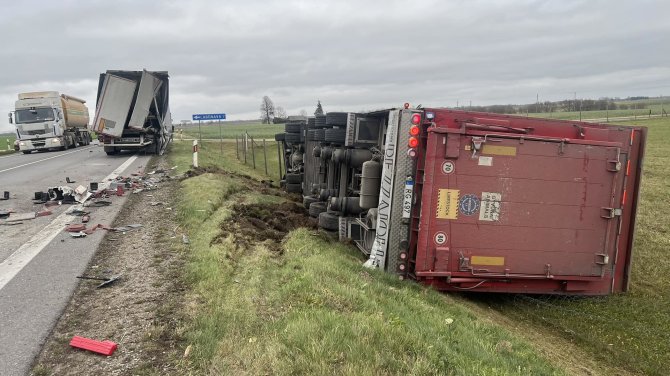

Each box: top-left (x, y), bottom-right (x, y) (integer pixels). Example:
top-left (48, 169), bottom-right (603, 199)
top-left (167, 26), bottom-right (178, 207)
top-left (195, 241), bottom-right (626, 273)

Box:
top-left (193, 140), bottom-right (199, 168)
top-left (262, 139), bottom-right (268, 175)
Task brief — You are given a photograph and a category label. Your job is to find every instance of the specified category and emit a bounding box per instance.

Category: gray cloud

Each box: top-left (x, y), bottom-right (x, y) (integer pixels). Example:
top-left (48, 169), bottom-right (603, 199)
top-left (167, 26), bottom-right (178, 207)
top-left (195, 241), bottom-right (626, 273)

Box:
top-left (1, 0), bottom-right (668, 131)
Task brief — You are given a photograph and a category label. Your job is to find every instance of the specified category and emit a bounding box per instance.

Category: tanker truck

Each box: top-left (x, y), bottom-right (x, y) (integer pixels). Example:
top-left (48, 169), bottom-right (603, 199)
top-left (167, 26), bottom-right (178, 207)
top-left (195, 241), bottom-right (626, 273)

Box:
top-left (9, 92), bottom-right (92, 154)
top-left (91, 70), bottom-right (172, 155)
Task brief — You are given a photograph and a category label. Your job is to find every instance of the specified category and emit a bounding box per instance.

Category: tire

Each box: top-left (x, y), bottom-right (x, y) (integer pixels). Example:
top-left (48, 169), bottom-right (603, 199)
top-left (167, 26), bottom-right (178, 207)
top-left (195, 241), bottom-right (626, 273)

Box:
top-left (318, 211), bottom-right (339, 231)
top-left (324, 128), bottom-right (346, 143)
top-left (286, 173), bottom-right (303, 184)
top-left (286, 182), bottom-right (302, 193)
top-left (314, 129), bottom-right (326, 142)
top-left (314, 115), bottom-right (328, 128)
top-left (326, 112), bottom-right (348, 126)
top-left (307, 117), bottom-right (316, 128)
top-left (308, 202), bottom-right (327, 218)
top-left (306, 129), bottom-right (316, 141)
top-left (22, 151), bottom-right (31, 154)
top-left (104, 146), bottom-right (118, 155)
top-left (284, 133), bottom-right (302, 144)
top-left (303, 196), bottom-right (318, 209)
top-left (285, 123), bottom-right (302, 133)
top-left (275, 133), bottom-right (286, 141)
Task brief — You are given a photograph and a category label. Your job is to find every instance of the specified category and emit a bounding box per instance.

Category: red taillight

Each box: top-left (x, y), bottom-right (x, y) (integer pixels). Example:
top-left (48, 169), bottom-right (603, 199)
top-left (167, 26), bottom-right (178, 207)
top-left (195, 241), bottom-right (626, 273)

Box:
top-left (411, 114), bottom-right (421, 125)
top-left (409, 125), bottom-right (420, 136)
top-left (408, 137), bottom-right (419, 148)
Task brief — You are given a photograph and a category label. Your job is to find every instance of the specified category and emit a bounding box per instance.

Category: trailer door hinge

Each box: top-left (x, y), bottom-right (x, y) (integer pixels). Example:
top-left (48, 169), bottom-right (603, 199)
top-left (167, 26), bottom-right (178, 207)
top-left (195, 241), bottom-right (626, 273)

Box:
top-left (595, 253), bottom-right (610, 265)
top-left (601, 207), bottom-right (622, 219)
top-left (607, 160), bottom-right (622, 172)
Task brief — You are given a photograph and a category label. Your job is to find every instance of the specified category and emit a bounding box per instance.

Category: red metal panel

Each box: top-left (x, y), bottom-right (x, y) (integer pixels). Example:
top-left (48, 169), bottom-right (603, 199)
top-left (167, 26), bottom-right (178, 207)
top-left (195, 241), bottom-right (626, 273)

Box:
top-left (411, 109), bottom-right (643, 295)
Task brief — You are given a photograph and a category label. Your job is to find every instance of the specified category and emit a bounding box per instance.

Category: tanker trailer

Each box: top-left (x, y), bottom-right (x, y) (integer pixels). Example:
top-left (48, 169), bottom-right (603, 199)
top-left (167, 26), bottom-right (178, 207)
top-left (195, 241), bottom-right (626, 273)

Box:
top-left (9, 92), bottom-right (92, 154)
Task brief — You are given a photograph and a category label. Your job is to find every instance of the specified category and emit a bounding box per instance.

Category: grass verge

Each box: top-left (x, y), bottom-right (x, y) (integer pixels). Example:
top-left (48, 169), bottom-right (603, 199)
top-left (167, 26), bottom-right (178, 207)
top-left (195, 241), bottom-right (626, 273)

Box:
top-left (176, 122), bottom-right (281, 140)
top-left (170, 145), bottom-right (562, 375)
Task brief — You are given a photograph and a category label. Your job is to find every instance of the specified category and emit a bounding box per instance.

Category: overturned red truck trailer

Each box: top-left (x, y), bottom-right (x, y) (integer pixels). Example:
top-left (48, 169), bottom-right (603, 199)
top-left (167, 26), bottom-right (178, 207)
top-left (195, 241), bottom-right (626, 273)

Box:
top-left (284, 107), bottom-right (646, 295)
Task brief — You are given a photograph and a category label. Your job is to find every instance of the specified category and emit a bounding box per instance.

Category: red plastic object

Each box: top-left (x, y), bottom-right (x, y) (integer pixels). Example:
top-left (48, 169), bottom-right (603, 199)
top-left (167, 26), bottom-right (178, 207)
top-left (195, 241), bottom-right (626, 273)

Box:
top-left (116, 185), bottom-right (124, 196)
top-left (65, 224), bottom-right (87, 232)
top-left (70, 336), bottom-right (117, 356)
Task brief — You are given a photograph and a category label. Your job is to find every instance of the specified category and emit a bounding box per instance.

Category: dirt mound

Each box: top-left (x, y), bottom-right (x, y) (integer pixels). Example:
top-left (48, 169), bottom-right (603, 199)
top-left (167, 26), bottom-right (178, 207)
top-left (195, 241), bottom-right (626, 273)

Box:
top-left (217, 202), bottom-right (317, 253)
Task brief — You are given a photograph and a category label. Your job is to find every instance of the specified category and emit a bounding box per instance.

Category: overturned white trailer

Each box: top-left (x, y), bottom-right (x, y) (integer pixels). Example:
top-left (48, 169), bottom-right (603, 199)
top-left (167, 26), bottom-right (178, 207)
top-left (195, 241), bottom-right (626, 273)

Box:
top-left (91, 70), bottom-right (172, 155)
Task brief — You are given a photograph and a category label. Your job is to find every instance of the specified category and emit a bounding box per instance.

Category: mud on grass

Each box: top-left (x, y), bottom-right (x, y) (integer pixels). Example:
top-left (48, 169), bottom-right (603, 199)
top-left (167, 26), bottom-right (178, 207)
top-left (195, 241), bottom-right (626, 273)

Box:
top-left (213, 202), bottom-right (317, 254)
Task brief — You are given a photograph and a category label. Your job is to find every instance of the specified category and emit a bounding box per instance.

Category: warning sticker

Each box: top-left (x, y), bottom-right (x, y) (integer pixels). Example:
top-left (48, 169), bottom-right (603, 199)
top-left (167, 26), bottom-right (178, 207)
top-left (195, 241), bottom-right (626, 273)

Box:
top-left (434, 232), bottom-right (448, 245)
top-left (436, 189), bottom-right (459, 219)
top-left (458, 194), bottom-right (480, 216)
top-left (478, 156), bottom-right (493, 166)
top-left (441, 161), bottom-right (455, 175)
top-left (479, 192), bottom-right (502, 221)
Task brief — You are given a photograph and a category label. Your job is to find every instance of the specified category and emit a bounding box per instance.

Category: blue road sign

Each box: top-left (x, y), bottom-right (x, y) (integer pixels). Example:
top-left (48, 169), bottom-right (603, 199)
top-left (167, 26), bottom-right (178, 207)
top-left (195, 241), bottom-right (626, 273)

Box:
top-left (192, 113), bottom-right (226, 121)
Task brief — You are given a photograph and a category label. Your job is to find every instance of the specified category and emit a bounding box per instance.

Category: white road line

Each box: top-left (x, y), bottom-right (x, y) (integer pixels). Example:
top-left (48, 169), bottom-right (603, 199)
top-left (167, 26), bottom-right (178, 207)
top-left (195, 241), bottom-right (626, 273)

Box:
top-left (0, 153), bottom-right (20, 160)
top-left (0, 146), bottom-right (96, 174)
top-left (0, 154), bottom-right (138, 291)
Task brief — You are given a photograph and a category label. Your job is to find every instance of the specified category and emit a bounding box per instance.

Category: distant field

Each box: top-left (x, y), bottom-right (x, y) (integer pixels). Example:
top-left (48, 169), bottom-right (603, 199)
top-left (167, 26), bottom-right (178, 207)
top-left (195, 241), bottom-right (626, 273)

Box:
top-left (176, 122), bottom-right (281, 140)
top-left (484, 116), bottom-right (670, 375)
top-left (0, 133), bottom-right (16, 154)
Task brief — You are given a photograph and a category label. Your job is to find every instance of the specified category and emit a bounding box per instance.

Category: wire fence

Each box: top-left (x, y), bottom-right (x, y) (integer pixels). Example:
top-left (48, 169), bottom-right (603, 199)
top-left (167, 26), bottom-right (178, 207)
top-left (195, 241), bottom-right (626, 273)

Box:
top-left (236, 132), bottom-right (281, 181)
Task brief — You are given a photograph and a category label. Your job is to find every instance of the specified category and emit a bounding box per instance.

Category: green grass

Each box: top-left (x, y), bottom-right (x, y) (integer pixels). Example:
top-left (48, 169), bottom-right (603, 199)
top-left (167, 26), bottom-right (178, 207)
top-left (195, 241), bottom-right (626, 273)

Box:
top-left (0, 132), bottom-right (16, 154)
top-left (170, 138), bottom-right (282, 183)
top-left (527, 107), bottom-right (668, 121)
top-left (485, 116), bottom-right (670, 375)
top-left (169, 146), bottom-right (562, 375)
top-left (176, 122), bottom-right (282, 140)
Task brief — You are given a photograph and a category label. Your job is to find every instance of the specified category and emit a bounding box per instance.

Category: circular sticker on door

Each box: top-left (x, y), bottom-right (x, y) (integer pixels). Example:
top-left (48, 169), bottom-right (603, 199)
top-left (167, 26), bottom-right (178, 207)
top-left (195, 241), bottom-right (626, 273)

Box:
top-left (434, 232), bottom-right (448, 245)
top-left (441, 161), bottom-right (455, 175)
top-left (458, 194), bottom-right (480, 216)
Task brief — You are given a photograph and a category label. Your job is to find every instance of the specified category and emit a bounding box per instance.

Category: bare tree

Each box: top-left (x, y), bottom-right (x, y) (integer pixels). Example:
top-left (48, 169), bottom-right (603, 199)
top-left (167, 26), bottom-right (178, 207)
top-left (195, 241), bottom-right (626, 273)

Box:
top-left (275, 106), bottom-right (287, 119)
top-left (314, 100), bottom-right (324, 116)
top-left (260, 96), bottom-right (275, 124)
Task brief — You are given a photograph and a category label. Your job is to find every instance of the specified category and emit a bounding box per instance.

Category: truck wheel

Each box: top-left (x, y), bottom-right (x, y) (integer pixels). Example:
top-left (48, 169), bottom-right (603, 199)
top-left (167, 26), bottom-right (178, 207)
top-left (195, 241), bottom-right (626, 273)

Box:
top-left (324, 128), bottom-right (346, 143)
top-left (286, 182), bottom-right (302, 193)
top-left (104, 146), bottom-right (118, 155)
top-left (286, 173), bottom-right (303, 184)
top-left (303, 196), bottom-right (318, 209)
top-left (326, 112), bottom-right (348, 126)
top-left (22, 151), bottom-right (31, 154)
top-left (274, 133), bottom-right (286, 142)
top-left (284, 133), bottom-right (301, 144)
top-left (308, 202), bottom-right (327, 218)
top-left (284, 123), bottom-right (303, 134)
top-left (318, 211), bottom-right (339, 231)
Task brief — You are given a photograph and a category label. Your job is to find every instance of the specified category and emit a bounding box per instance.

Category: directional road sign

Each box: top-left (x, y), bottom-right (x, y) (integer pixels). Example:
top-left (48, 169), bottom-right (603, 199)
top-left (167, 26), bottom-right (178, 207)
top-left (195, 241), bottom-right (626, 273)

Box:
top-left (192, 113), bottom-right (226, 121)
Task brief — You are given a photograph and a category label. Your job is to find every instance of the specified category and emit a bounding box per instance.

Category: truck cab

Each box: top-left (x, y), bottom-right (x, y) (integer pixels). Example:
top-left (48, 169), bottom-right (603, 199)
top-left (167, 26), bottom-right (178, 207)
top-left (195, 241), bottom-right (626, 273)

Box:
top-left (10, 92), bottom-right (91, 153)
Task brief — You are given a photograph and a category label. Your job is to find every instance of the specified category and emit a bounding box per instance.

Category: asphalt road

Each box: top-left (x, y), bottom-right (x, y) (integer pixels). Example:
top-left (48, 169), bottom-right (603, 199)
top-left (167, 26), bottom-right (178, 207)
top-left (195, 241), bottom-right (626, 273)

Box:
top-left (0, 145), bottom-right (152, 375)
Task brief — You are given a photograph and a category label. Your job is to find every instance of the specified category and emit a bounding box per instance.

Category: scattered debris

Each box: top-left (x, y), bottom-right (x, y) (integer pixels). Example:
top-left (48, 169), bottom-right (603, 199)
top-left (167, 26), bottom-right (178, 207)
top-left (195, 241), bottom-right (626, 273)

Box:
top-left (70, 232), bottom-right (87, 238)
top-left (66, 177), bottom-right (75, 184)
top-left (74, 185), bottom-right (91, 203)
top-left (37, 209), bottom-right (53, 217)
top-left (69, 336), bottom-right (118, 356)
top-left (182, 234), bottom-right (190, 244)
top-left (0, 191), bottom-right (9, 200)
top-left (89, 182), bottom-right (99, 191)
top-left (76, 274), bottom-right (122, 288)
top-left (149, 201), bottom-right (164, 206)
top-left (7, 212), bottom-right (36, 222)
top-left (82, 215), bottom-right (90, 223)
top-left (0, 208), bottom-right (14, 218)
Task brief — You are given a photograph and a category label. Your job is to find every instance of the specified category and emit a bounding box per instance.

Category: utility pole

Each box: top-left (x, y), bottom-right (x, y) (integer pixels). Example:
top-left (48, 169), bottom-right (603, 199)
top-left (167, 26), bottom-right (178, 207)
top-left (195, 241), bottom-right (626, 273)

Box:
top-left (536, 93), bottom-right (539, 114)
top-left (573, 92), bottom-right (577, 112)
top-left (456, 100), bottom-right (459, 108)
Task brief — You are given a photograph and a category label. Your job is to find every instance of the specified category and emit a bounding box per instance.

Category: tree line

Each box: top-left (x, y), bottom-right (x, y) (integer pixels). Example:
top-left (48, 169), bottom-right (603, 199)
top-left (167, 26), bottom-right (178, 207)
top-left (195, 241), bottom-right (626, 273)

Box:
top-left (462, 98), bottom-right (649, 115)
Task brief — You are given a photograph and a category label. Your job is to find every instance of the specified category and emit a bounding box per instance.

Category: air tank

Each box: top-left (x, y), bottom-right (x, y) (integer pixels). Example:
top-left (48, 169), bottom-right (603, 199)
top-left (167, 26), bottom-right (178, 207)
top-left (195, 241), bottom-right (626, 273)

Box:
top-left (360, 160), bottom-right (382, 209)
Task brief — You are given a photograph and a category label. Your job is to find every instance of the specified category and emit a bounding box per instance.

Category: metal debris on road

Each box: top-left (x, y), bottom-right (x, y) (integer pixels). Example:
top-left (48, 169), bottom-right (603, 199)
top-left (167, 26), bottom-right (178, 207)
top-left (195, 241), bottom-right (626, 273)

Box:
top-left (76, 274), bottom-right (122, 288)
top-left (0, 191), bottom-right (9, 200)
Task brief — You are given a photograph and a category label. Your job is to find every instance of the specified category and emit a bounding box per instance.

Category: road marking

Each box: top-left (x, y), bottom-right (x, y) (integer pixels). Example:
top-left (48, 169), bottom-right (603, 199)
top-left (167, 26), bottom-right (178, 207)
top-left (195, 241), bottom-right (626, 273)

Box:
top-left (0, 146), bottom-right (96, 174)
top-left (0, 154), bottom-right (138, 291)
top-left (0, 153), bottom-right (20, 160)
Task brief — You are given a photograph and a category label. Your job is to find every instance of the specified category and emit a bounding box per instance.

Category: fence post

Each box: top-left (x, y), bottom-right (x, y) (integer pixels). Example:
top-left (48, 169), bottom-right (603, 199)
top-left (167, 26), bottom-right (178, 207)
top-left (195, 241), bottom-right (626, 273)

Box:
top-left (235, 136), bottom-right (239, 160)
top-left (262, 139), bottom-right (268, 175)
top-left (251, 137), bottom-right (256, 169)
top-left (244, 133), bottom-right (247, 164)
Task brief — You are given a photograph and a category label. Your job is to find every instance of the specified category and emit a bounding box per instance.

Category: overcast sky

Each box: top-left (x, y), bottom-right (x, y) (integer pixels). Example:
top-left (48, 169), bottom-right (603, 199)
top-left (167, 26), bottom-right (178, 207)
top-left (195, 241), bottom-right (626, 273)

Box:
top-left (0, 0), bottom-right (668, 132)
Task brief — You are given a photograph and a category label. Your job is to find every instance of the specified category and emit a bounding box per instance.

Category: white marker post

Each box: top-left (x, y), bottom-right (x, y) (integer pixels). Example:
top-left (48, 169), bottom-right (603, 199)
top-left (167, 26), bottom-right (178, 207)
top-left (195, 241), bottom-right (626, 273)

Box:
top-left (193, 140), bottom-right (199, 168)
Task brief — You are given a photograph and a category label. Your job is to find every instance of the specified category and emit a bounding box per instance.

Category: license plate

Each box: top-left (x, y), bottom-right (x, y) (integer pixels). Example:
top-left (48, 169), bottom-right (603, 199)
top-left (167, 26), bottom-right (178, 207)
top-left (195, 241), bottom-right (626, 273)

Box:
top-left (402, 179), bottom-right (414, 219)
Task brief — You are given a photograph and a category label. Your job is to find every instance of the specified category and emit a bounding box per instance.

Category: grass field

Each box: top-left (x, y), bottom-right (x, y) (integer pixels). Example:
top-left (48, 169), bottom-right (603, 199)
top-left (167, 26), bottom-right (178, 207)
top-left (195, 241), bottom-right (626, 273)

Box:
top-left (176, 122), bottom-right (281, 140)
top-left (482, 116), bottom-right (670, 375)
top-left (168, 141), bottom-right (563, 375)
top-left (0, 132), bottom-right (16, 154)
